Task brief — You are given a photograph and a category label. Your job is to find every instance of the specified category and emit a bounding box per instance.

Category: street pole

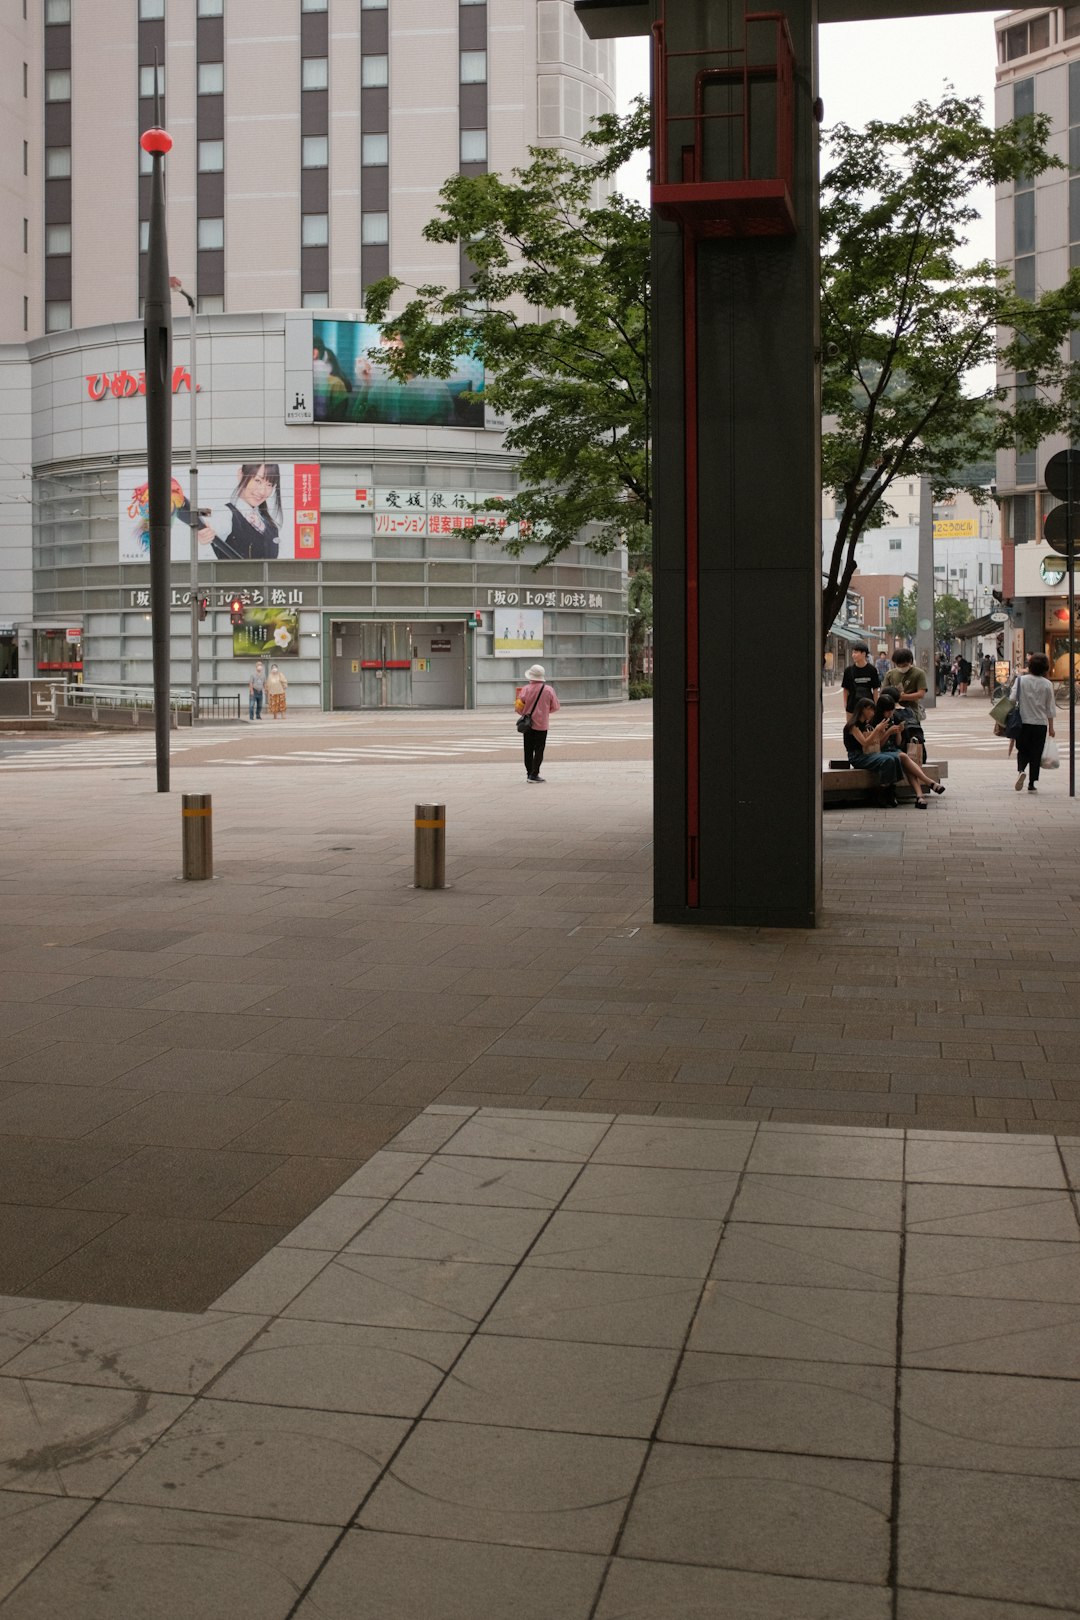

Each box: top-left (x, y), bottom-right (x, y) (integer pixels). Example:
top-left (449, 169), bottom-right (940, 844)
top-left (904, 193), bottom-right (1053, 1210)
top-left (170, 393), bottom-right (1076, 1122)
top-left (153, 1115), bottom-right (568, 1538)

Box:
top-left (917, 474), bottom-right (936, 710)
top-left (1069, 455), bottom-right (1076, 800)
top-left (141, 103), bottom-right (173, 794)
top-left (171, 278), bottom-right (199, 720)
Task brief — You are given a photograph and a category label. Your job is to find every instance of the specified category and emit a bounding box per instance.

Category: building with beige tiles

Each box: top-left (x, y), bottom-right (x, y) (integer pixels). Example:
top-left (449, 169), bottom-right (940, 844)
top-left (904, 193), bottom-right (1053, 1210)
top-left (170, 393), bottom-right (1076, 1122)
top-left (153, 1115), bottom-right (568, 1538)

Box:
top-left (0, 0), bottom-right (626, 705)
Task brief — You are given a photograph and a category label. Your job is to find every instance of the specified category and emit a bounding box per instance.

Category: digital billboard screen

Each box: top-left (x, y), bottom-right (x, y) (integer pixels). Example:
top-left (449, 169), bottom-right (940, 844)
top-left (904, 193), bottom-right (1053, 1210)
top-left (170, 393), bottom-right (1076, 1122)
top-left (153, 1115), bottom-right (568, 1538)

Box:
top-left (312, 318), bottom-right (484, 428)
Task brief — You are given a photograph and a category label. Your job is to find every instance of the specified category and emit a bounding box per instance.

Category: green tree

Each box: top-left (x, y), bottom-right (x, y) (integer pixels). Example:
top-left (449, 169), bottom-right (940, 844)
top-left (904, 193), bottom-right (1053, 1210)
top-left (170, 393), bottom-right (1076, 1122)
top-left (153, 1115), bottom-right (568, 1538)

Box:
top-left (364, 101), bottom-right (651, 564)
top-left (893, 588), bottom-right (970, 645)
top-left (627, 565), bottom-right (653, 681)
top-left (821, 91), bottom-right (1080, 633)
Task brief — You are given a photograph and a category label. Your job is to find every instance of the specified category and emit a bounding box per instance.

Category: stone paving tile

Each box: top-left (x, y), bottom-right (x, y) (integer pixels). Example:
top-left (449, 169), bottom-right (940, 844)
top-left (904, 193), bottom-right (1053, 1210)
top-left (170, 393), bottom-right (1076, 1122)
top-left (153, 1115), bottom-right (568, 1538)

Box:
top-left (0, 1500), bottom-right (337, 1620)
top-left (0, 1492), bottom-right (91, 1605)
top-left (661, 1351), bottom-right (895, 1461)
top-left (906, 1138), bottom-right (1067, 1188)
top-left (589, 1121), bottom-right (755, 1170)
top-left (905, 1184), bottom-right (1080, 1242)
top-left (2, 1305), bottom-right (267, 1395)
top-left (359, 1419), bottom-right (645, 1553)
top-left (690, 1280), bottom-right (899, 1365)
top-left (0, 1300), bottom-right (77, 1372)
top-left (435, 1114), bottom-right (610, 1162)
top-left (480, 1266), bottom-right (701, 1349)
top-left (563, 1164), bottom-right (739, 1220)
top-left (0, 1206), bottom-right (122, 1295)
top-left (904, 1233), bottom-right (1080, 1302)
top-left (344, 1201), bottom-right (548, 1265)
top-left (730, 1172), bottom-right (903, 1230)
top-left (294, 1530), bottom-right (606, 1620)
top-left (594, 1560), bottom-right (891, 1620)
top-left (898, 1464), bottom-right (1080, 1612)
top-left (428, 1334), bottom-right (678, 1437)
top-left (0, 1380), bottom-right (189, 1499)
top-left (283, 1253), bottom-right (512, 1331)
top-left (900, 1367), bottom-right (1080, 1477)
top-left (711, 1223), bottom-right (900, 1292)
top-left (207, 1319), bottom-right (465, 1416)
top-left (746, 1130), bottom-right (905, 1180)
top-left (524, 1210), bottom-right (722, 1278)
top-left (107, 1397), bottom-right (405, 1525)
top-left (903, 1296), bottom-right (1080, 1378)
top-left (393, 1154), bottom-right (579, 1209)
top-left (621, 1442), bottom-right (891, 1583)
top-left (54, 1144), bottom-right (288, 1221)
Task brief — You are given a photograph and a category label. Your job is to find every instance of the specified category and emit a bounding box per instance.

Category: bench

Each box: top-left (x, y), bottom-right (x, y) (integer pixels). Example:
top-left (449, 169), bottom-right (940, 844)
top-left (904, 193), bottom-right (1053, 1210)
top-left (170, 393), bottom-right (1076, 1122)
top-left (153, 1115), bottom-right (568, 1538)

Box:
top-left (823, 759), bottom-right (949, 807)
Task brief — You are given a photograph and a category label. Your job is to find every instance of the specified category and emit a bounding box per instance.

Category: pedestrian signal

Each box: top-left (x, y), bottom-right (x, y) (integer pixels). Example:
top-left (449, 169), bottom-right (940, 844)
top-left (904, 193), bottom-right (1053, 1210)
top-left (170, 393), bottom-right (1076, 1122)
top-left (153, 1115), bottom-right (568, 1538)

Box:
top-left (197, 596), bottom-right (209, 622)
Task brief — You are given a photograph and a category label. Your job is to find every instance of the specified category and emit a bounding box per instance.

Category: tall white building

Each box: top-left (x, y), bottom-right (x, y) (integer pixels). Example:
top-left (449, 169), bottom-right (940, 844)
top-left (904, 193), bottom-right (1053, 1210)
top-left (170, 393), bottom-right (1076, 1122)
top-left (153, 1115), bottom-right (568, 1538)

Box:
top-left (995, 5), bottom-right (1080, 678)
top-left (0, 2), bottom-right (626, 705)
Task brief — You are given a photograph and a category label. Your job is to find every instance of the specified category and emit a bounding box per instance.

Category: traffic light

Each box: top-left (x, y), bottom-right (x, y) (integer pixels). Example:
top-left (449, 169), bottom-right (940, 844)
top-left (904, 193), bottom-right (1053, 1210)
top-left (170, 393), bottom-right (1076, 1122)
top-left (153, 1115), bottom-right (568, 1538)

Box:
top-left (472, 611), bottom-right (483, 626)
top-left (197, 596), bottom-right (209, 622)
top-left (229, 595), bottom-right (245, 627)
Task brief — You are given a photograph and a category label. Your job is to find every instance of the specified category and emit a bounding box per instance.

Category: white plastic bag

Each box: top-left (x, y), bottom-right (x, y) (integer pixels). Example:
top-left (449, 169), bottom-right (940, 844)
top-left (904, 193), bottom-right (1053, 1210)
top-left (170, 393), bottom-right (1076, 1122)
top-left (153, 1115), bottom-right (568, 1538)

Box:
top-left (1042, 736), bottom-right (1061, 769)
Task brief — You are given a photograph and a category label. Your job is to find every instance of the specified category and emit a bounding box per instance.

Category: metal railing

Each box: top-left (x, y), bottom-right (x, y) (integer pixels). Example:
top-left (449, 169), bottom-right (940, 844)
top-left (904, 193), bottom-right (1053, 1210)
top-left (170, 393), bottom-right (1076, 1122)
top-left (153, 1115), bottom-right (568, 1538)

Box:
top-left (50, 683), bottom-right (240, 723)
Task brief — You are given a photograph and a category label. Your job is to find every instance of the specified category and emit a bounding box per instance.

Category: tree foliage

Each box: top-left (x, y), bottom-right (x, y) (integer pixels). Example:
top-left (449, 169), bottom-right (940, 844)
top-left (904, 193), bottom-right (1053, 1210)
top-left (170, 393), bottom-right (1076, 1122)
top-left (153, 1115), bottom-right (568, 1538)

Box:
top-left (893, 587), bottom-right (971, 644)
top-left (364, 101), bottom-right (651, 564)
top-left (821, 91), bottom-right (1080, 632)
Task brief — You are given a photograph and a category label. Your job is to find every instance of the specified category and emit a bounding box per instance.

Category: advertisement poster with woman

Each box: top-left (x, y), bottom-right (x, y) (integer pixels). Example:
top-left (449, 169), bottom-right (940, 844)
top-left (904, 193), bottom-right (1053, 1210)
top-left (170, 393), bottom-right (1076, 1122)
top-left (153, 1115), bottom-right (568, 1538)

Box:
top-left (312, 319), bottom-right (484, 427)
top-left (119, 463), bottom-right (321, 562)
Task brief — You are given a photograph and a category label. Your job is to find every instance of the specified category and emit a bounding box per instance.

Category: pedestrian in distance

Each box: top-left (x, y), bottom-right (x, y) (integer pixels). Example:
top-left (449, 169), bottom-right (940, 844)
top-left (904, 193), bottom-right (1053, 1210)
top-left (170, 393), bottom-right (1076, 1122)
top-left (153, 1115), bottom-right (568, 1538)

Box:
top-left (841, 643), bottom-right (881, 716)
top-left (859, 695), bottom-right (946, 808)
top-left (1011, 652), bottom-right (1056, 793)
top-left (265, 663), bottom-right (288, 719)
top-left (957, 655), bottom-right (972, 696)
top-left (515, 663), bottom-right (559, 782)
top-left (884, 647), bottom-right (929, 764)
top-left (875, 652), bottom-right (891, 682)
top-left (248, 660), bottom-right (265, 721)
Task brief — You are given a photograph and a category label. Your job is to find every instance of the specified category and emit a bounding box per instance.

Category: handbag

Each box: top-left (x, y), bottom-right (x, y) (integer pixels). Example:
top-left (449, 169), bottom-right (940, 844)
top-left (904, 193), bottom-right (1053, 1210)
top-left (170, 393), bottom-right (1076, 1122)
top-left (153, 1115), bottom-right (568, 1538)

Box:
top-left (989, 691), bottom-right (1015, 728)
top-left (516, 683), bottom-right (545, 733)
top-left (1042, 735), bottom-right (1061, 769)
top-left (1004, 677), bottom-right (1025, 740)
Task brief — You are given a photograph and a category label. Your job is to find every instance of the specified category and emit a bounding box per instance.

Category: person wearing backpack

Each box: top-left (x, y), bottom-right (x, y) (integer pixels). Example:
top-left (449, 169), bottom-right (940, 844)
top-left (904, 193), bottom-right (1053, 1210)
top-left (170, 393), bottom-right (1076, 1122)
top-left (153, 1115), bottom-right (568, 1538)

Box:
top-left (514, 663), bottom-right (560, 782)
top-left (1011, 653), bottom-right (1056, 792)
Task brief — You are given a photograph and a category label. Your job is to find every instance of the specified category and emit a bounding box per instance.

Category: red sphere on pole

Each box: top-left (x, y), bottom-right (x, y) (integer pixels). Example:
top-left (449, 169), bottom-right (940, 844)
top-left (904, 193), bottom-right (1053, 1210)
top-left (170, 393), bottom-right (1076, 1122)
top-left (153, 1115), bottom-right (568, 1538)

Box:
top-left (140, 128), bottom-right (172, 155)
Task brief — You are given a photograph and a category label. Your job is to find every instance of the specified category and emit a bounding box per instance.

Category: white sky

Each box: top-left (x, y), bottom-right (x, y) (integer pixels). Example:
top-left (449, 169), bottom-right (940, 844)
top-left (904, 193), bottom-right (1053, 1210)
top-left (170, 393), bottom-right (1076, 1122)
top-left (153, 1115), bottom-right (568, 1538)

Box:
top-left (616, 14), bottom-right (1007, 263)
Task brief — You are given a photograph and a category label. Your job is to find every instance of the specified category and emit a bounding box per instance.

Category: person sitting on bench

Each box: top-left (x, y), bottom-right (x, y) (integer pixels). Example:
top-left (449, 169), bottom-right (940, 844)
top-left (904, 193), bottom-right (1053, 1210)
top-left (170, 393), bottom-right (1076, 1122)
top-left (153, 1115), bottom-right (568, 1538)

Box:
top-left (844, 699), bottom-right (946, 809)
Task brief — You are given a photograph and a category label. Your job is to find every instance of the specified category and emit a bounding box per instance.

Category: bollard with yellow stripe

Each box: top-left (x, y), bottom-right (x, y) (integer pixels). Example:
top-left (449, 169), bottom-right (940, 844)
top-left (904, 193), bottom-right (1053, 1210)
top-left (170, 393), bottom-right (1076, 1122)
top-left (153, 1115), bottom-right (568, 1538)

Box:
top-left (181, 792), bottom-right (213, 881)
top-left (414, 802), bottom-right (446, 890)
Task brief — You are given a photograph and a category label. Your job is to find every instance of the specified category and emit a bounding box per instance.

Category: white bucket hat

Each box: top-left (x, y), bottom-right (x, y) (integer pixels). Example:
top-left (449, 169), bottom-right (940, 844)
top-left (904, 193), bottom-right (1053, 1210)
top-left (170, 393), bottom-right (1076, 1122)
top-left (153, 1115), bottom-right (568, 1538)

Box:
top-left (525, 664), bottom-right (545, 680)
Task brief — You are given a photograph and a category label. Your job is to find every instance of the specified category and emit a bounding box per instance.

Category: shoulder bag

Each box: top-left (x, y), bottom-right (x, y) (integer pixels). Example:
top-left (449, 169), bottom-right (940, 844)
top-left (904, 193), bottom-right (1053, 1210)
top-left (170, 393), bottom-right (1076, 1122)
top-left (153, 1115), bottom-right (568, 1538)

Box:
top-left (516, 684), bottom-right (545, 733)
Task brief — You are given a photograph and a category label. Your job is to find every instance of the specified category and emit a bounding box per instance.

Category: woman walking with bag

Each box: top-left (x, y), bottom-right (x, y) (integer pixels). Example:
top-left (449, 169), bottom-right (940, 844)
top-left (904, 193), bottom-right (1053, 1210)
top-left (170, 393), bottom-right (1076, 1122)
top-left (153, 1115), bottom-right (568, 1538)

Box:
top-left (515, 663), bottom-right (560, 783)
top-left (1011, 653), bottom-right (1056, 792)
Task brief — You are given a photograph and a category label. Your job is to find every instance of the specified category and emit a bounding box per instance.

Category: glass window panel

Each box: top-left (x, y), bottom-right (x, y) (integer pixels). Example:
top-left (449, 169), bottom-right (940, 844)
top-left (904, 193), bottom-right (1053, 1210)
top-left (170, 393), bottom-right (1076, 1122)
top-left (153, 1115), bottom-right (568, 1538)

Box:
top-left (301, 0), bottom-right (328, 9)
top-left (360, 0), bottom-right (388, 8)
top-left (45, 145), bottom-right (71, 178)
top-left (139, 0), bottom-right (165, 16)
top-left (197, 0), bottom-right (224, 13)
top-left (1014, 253), bottom-right (1036, 301)
top-left (302, 291), bottom-right (330, 307)
top-left (302, 135), bottom-right (328, 167)
top-left (460, 50), bottom-right (487, 83)
top-left (362, 132), bottom-right (388, 166)
top-left (139, 143), bottom-right (153, 175)
top-left (361, 55), bottom-right (388, 87)
top-left (1015, 188), bottom-right (1035, 255)
top-left (197, 216), bottom-right (224, 249)
top-left (198, 61), bottom-right (224, 94)
top-left (45, 0), bottom-right (71, 21)
top-left (302, 57), bottom-right (328, 90)
top-left (44, 69), bottom-right (71, 100)
top-left (301, 212), bottom-right (328, 245)
top-left (1071, 123), bottom-right (1080, 174)
top-left (139, 64), bottom-right (165, 97)
top-left (198, 139), bottom-right (224, 171)
top-left (198, 293), bottom-right (224, 313)
top-left (1029, 13), bottom-right (1050, 50)
top-left (45, 223), bottom-right (71, 255)
top-left (361, 211), bottom-right (389, 244)
top-left (1005, 24), bottom-right (1029, 60)
top-left (45, 300), bottom-right (71, 332)
top-left (1069, 7), bottom-right (1080, 42)
top-left (460, 128), bottom-right (487, 162)
top-left (1014, 76), bottom-right (1035, 119)
top-left (139, 219), bottom-right (149, 252)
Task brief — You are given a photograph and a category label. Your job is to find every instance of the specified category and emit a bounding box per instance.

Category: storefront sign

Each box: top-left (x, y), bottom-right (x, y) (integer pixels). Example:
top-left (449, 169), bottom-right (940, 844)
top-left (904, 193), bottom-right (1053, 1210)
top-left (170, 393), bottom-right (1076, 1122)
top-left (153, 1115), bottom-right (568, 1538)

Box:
top-left (1045, 600), bottom-right (1080, 629)
top-left (87, 367), bottom-right (197, 400)
top-left (485, 589), bottom-right (607, 610)
top-left (128, 587), bottom-right (305, 609)
top-left (933, 519), bottom-right (979, 538)
top-left (233, 609), bottom-right (300, 659)
top-left (494, 608), bottom-right (544, 658)
top-left (430, 638), bottom-right (452, 652)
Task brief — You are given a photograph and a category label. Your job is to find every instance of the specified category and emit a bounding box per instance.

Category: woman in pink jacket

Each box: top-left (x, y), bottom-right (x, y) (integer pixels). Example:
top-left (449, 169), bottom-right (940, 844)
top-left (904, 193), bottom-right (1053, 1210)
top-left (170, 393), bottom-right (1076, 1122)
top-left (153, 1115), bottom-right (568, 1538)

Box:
top-left (515, 662), bottom-right (560, 782)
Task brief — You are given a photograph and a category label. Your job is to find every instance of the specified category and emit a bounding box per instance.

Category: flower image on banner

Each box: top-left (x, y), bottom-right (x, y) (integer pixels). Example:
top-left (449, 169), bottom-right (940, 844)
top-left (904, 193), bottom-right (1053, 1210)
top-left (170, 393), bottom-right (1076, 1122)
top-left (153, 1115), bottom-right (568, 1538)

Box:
top-left (232, 609), bottom-right (300, 659)
top-left (313, 319), bottom-right (484, 428)
top-left (119, 464), bottom-right (320, 563)
top-left (494, 607), bottom-right (544, 658)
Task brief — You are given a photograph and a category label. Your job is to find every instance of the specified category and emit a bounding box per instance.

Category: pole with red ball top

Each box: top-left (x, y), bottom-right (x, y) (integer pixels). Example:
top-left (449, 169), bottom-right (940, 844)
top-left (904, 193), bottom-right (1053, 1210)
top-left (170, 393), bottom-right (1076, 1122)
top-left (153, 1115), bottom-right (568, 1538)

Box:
top-left (141, 103), bottom-right (174, 793)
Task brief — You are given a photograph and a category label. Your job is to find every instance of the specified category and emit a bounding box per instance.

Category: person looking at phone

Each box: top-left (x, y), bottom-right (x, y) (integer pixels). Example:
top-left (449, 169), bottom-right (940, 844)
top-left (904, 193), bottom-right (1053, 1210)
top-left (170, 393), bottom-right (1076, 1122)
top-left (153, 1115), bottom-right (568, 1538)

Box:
top-left (844, 699), bottom-right (946, 809)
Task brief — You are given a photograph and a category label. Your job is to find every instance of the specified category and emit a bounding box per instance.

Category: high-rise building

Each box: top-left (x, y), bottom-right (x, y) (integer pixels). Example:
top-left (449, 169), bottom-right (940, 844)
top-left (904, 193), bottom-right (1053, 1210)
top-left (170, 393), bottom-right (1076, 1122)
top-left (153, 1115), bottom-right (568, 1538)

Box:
top-left (995, 4), bottom-right (1080, 679)
top-left (0, 2), bottom-right (627, 707)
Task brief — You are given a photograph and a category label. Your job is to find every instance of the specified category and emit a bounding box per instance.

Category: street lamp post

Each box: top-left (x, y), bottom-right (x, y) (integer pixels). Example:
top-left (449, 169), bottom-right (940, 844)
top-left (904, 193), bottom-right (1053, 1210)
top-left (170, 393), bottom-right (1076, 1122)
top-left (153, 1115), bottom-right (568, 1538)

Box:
top-left (170, 276), bottom-right (199, 719)
top-left (140, 115), bottom-right (173, 793)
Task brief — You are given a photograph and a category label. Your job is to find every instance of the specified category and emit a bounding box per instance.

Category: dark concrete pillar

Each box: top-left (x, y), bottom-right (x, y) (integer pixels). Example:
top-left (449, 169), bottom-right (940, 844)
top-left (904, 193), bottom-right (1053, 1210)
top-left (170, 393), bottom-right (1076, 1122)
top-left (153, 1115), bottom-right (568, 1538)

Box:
top-left (650, 0), bottom-right (822, 926)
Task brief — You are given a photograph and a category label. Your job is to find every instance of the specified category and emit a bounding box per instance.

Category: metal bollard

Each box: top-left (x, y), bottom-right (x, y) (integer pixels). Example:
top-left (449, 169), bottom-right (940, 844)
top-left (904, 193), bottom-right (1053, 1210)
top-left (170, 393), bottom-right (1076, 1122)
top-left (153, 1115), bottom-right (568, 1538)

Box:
top-left (181, 792), bottom-right (213, 881)
top-left (414, 802), bottom-right (446, 890)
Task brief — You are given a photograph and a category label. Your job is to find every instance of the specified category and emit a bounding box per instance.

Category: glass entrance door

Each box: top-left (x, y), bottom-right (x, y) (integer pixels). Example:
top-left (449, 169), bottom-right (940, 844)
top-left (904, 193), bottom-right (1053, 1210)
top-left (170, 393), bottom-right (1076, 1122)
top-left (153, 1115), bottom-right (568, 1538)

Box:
top-left (331, 621), bottom-right (414, 709)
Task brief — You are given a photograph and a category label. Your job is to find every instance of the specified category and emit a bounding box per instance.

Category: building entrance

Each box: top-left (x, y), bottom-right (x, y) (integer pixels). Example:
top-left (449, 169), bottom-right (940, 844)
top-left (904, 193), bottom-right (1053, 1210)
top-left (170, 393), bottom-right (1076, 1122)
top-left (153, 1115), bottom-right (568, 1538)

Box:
top-left (329, 619), bottom-right (466, 709)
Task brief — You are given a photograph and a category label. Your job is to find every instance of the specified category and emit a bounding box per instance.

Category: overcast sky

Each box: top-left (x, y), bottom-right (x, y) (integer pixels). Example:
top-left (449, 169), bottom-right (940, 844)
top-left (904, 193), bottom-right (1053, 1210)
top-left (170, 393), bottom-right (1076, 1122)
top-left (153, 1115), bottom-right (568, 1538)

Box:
top-left (616, 14), bottom-right (1006, 262)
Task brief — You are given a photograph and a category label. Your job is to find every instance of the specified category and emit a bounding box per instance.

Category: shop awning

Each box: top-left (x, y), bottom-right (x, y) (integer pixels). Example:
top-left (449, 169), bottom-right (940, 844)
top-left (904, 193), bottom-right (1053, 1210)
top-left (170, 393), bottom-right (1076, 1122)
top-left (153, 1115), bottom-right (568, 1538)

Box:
top-left (826, 622), bottom-right (869, 643)
top-left (953, 614), bottom-right (1004, 640)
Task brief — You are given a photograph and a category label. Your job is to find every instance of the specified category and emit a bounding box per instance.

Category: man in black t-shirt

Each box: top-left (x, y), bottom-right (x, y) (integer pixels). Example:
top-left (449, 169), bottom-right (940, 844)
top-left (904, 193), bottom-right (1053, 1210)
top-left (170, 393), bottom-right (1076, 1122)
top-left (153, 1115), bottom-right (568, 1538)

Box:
top-left (841, 644), bottom-right (881, 714)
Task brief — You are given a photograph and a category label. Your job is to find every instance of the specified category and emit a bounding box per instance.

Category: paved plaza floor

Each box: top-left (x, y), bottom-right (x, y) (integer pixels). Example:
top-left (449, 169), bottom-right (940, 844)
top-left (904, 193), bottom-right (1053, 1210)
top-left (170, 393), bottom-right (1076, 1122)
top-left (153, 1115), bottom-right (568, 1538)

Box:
top-left (0, 703), bottom-right (1079, 1613)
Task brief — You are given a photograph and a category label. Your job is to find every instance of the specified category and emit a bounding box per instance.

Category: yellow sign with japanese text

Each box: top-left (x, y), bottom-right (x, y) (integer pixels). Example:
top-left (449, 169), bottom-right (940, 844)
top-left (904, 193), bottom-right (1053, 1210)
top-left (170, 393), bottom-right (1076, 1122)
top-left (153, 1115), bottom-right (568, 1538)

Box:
top-left (933, 519), bottom-right (979, 538)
